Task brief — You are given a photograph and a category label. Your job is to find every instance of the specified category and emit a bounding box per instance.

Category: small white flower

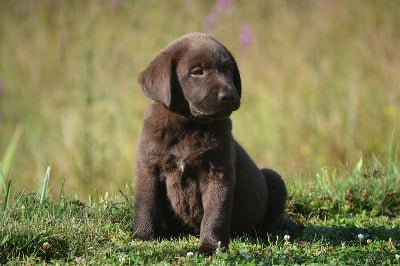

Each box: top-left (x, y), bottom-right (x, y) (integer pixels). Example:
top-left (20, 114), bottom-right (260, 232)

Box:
top-left (75, 256), bottom-right (85, 263)
top-left (119, 255), bottom-right (126, 263)
top-left (186, 252), bottom-right (194, 257)
top-left (284, 234), bottom-right (291, 242)
top-left (395, 254), bottom-right (400, 260)
top-left (366, 239), bottom-right (372, 244)
top-left (357, 234), bottom-right (364, 241)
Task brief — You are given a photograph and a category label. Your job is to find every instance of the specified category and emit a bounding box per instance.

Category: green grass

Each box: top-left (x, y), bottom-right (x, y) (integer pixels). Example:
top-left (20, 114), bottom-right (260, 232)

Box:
top-left (0, 152), bottom-right (399, 265)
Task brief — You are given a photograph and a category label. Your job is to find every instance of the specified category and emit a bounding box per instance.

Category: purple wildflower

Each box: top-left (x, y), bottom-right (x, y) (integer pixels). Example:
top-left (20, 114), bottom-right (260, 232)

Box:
top-left (203, 0), bottom-right (236, 32)
top-left (216, 0), bottom-right (229, 9)
top-left (204, 11), bottom-right (218, 33)
top-left (239, 25), bottom-right (253, 53)
top-left (216, 0), bottom-right (235, 12)
top-left (112, 0), bottom-right (120, 9)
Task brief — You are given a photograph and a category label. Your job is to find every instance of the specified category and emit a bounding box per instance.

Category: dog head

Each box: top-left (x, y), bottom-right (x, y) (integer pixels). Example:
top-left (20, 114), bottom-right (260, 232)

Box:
top-left (138, 33), bottom-right (241, 121)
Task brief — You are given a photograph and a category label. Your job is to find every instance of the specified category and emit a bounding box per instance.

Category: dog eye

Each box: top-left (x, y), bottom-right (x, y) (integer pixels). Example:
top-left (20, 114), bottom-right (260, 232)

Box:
top-left (190, 67), bottom-right (204, 76)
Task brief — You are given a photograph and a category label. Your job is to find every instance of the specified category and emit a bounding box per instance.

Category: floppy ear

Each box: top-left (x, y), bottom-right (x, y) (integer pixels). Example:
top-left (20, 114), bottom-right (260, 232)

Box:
top-left (227, 50), bottom-right (242, 98)
top-left (138, 50), bottom-right (175, 107)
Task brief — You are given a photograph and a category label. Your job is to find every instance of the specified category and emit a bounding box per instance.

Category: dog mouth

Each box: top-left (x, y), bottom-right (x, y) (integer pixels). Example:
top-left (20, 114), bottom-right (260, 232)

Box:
top-left (188, 103), bottom-right (239, 121)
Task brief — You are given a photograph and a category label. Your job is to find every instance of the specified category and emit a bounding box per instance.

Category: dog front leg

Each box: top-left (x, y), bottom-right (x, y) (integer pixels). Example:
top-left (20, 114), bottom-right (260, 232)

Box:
top-left (132, 166), bottom-right (163, 241)
top-left (198, 178), bottom-right (234, 255)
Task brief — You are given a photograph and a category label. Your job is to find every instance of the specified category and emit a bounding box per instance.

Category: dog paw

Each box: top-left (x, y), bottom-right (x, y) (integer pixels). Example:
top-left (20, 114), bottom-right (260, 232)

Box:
top-left (197, 240), bottom-right (227, 256)
top-left (132, 226), bottom-right (155, 241)
top-left (282, 217), bottom-right (305, 234)
top-left (197, 243), bottom-right (216, 256)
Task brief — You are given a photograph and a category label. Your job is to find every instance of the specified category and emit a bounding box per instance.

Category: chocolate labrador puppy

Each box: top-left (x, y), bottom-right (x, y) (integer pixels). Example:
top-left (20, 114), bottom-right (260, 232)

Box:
top-left (133, 33), bottom-right (293, 255)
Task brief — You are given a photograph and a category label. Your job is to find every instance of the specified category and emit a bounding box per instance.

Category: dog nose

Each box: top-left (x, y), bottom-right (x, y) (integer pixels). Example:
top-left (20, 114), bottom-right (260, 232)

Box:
top-left (218, 89), bottom-right (236, 103)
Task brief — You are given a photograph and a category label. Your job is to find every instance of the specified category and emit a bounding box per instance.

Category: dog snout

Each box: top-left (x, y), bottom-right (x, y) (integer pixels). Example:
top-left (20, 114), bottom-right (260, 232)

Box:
top-left (218, 89), bottom-right (237, 104)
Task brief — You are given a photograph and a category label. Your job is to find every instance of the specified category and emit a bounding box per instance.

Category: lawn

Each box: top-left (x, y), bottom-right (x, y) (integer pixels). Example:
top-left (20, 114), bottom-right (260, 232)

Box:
top-left (1, 153), bottom-right (399, 264)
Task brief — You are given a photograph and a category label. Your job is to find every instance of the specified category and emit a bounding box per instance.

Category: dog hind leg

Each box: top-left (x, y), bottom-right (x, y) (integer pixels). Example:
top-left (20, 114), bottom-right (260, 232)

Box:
top-left (260, 168), bottom-right (287, 232)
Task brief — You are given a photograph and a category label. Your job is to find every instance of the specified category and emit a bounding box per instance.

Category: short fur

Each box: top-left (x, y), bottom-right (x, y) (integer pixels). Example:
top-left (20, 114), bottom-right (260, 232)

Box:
top-left (133, 33), bottom-right (289, 255)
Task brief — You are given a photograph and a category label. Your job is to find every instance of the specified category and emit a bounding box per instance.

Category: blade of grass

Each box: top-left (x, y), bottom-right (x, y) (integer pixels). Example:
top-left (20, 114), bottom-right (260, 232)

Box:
top-left (1, 179), bottom-right (11, 225)
top-left (353, 156), bottom-right (363, 178)
top-left (4, 180), bottom-right (11, 210)
top-left (0, 166), bottom-right (6, 197)
top-left (387, 129), bottom-right (399, 178)
top-left (1, 125), bottom-right (22, 212)
top-left (1, 124), bottom-right (23, 177)
top-left (40, 167), bottom-right (51, 205)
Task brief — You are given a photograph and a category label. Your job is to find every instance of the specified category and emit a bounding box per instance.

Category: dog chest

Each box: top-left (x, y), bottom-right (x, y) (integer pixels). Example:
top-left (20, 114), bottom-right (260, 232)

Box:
top-left (159, 129), bottom-right (228, 230)
top-left (164, 168), bottom-right (204, 230)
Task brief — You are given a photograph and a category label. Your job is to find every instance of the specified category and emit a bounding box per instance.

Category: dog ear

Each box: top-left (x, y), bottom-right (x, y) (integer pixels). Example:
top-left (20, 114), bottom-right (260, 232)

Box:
top-left (138, 44), bottom-right (189, 113)
top-left (138, 49), bottom-right (175, 108)
top-left (227, 50), bottom-right (242, 98)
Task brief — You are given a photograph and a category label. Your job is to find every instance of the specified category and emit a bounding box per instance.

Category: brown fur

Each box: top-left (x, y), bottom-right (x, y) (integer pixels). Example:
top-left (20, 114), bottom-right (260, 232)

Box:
top-left (133, 33), bottom-right (289, 255)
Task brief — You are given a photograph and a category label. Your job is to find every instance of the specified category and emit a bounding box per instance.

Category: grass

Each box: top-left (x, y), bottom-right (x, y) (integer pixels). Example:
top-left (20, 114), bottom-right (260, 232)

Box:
top-left (0, 152), bottom-right (399, 264)
top-left (0, 125), bottom-right (22, 213)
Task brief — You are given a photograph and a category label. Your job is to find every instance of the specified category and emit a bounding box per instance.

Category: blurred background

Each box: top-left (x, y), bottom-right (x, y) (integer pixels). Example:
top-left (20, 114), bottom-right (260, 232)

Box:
top-left (0, 0), bottom-right (399, 198)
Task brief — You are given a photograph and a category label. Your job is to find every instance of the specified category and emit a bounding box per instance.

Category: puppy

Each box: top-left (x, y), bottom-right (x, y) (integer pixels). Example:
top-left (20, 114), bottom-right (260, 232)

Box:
top-left (133, 33), bottom-right (290, 255)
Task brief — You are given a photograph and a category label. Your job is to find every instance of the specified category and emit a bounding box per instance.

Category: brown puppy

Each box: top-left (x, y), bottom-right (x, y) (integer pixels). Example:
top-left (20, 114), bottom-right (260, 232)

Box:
top-left (133, 33), bottom-right (288, 255)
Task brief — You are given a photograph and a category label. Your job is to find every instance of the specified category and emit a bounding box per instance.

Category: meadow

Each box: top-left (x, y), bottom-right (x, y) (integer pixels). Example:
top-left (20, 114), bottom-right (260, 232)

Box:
top-left (0, 0), bottom-right (398, 196)
top-left (0, 150), bottom-right (399, 264)
top-left (0, 0), bottom-right (399, 264)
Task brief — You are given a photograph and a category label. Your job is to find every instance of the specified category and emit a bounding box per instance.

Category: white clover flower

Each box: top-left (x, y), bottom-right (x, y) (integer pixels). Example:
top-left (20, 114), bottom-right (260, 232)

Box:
top-left (75, 256), bottom-right (85, 263)
top-left (284, 234), bottom-right (291, 242)
top-left (357, 234), bottom-right (364, 241)
top-left (119, 255), bottom-right (126, 263)
top-left (186, 252), bottom-right (194, 257)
